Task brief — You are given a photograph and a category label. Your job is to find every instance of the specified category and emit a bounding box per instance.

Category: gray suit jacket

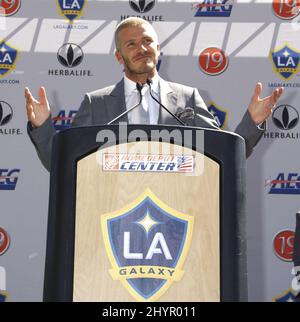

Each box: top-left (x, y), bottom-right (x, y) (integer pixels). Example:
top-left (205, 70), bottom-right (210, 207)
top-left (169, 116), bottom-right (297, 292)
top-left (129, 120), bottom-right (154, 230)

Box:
top-left (28, 77), bottom-right (264, 171)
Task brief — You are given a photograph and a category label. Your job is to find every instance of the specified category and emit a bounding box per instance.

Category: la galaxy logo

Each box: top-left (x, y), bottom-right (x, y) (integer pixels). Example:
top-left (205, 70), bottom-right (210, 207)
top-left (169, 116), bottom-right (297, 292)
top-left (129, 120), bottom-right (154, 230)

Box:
top-left (273, 288), bottom-right (299, 302)
top-left (270, 44), bottom-right (300, 80)
top-left (56, 0), bottom-right (87, 23)
top-left (101, 189), bottom-right (193, 302)
top-left (208, 101), bottom-right (228, 129)
top-left (0, 291), bottom-right (7, 302)
top-left (0, 266), bottom-right (7, 302)
top-left (0, 40), bottom-right (19, 78)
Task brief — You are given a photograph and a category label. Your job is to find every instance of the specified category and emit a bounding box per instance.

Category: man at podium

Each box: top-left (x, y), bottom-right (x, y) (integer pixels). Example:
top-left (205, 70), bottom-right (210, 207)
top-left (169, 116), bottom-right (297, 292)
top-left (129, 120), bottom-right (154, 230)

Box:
top-left (25, 17), bottom-right (283, 171)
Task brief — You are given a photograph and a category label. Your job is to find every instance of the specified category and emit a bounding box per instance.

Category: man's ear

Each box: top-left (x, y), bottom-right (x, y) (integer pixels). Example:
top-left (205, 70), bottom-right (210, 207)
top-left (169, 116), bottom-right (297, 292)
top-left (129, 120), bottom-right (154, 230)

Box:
top-left (115, 50), bottom-right (124, 65)
top-left (157, 43), bottom-right (161, 55)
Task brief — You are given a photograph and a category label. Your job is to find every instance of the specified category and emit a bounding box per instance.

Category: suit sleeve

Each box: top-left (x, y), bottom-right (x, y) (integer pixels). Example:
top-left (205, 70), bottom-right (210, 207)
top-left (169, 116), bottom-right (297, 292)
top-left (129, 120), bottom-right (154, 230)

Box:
top-left (27, 115), bottom-right (55, 172)
top-left (235, 111), bottom-right (265, 158)
top-left (71, 93), bottom-right (93, 127)
top-left (192, 88), bottom-right (220, 129)
top-left (192, 88), bottom-right (265, 158)
top-left (27, 94), bottom-right (92, 172)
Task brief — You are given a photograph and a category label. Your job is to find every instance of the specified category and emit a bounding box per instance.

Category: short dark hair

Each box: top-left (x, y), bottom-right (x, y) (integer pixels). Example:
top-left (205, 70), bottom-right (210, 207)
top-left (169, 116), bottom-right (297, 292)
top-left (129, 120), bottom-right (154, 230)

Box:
top-left (114, 17), bottom-right (158, 50)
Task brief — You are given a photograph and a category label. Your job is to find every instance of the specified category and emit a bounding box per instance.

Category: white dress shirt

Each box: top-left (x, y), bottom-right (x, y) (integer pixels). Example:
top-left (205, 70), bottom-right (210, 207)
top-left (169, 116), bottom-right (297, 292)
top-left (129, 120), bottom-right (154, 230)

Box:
top-left (124, 74), bottom-right (160, 124)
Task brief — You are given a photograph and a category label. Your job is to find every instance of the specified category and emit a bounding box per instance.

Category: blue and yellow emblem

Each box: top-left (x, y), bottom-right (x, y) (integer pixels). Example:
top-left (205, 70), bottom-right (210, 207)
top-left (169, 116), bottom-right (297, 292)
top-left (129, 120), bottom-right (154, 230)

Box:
top-left (0, 40), bottom-right (19, 78)
top-left (56, 0), bottom-right (87, 23)
top-left (208, 101), bottom-right (228, 129)
top-left (270, 44), bottom-right (300, 80)
top-left (0, 291), bottom-right (8, 302)
top-left (101, 189), bottom-right (194, 302)
top-left (272, 288), bottom-right (300, 302)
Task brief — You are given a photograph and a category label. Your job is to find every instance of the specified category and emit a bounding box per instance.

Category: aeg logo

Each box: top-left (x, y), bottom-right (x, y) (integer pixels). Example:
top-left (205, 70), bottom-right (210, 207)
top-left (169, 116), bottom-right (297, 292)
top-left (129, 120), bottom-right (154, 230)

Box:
top-left (52, 110), bottom-right (77, 131)
top-left (266, 173), bottom-right (300, 194)
top-left (193, 0), bottom-right (233, 17)
top-left (0, 168), bottom-right (20, 190)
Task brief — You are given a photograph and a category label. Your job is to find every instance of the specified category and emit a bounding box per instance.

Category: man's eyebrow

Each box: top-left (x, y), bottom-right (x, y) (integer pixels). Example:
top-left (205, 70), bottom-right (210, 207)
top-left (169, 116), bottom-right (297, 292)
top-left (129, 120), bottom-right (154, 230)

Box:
top-left (123, 35), bottom-right (154, 45)
top-left (124, 38), bottom-right (136, 45)
top-left (143, 35), bottom-right (154, 39)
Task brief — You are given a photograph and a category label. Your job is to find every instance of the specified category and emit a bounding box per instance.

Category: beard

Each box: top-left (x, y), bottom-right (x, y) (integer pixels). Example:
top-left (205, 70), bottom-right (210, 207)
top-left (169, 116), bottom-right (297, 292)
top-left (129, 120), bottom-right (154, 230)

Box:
top-left (122, 54), bottom-right (158, 75)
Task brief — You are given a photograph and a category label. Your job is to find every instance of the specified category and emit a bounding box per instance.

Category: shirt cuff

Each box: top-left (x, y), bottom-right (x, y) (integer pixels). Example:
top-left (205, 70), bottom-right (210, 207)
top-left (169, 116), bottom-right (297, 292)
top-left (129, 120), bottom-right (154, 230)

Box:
top-left (246, 110), bottom-right (266, 132)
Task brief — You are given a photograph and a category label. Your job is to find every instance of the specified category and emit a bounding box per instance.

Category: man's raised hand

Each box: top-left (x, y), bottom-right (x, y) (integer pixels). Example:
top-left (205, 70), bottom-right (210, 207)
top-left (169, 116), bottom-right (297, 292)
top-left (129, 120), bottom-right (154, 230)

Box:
top-left (247, 82), bottom-right (284, 125)
top-left (25, 87), bottom-right (50, 128)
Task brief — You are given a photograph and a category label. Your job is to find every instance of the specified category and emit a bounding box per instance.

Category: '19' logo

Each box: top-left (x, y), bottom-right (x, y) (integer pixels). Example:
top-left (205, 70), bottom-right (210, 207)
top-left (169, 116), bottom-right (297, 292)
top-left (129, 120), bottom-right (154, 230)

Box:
top-left (0, 0), bottom-right (21, 16)
top-left (273, 230), bottom-right (295, 261)
top-left (0, 227), bottom-right (10, 256)
top-left (272, 0), bottom-right (300, 19)
top-left (199, 47), bottom-right (228, 75)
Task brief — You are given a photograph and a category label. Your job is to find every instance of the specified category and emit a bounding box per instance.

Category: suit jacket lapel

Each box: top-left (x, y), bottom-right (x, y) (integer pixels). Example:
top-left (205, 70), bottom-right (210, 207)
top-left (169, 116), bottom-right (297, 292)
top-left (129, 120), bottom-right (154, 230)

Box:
top-left (105, 78), bottom-right (128, 124)
top-left (105, 77), bottom-right (179, 125)
top-left (158, 77), bottom-right (178, 124)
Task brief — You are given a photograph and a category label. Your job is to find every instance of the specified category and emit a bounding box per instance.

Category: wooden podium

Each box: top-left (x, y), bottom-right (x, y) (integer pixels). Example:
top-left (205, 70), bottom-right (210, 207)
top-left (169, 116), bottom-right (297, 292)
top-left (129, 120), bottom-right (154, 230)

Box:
top-left (43, 124), bottom-right (247, 302)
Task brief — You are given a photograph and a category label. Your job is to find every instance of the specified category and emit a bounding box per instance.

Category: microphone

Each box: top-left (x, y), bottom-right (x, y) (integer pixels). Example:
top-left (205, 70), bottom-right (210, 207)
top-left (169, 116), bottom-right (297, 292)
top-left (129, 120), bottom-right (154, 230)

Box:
top-left (107, 83), bottom-right (143, 125)
top-left (147, 79), bottom-right (186, 126)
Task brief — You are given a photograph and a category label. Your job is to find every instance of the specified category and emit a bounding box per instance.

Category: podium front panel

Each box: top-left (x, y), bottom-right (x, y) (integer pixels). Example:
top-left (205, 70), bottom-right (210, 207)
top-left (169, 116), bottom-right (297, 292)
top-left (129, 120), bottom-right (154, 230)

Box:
top-left (73, 141), bottom-right (220, 302)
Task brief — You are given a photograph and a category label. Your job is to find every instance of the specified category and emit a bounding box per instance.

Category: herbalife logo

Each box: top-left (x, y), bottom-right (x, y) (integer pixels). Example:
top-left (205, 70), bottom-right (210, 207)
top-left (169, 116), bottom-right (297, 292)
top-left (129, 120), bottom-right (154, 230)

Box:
top-left (57, 43), bottom-right (83, 68)
top-left (121, 0), bottom-right (162, 22)
top-left (0, 101), bottom-right (13, 126)
top-left (0, 101), bottom-right (21, 135)
top-left (264, 103), bottom-right (300, 139)
top-left (272, 104), bottom-right (299, 130)
top-left (49, 43), bottom-right (92, 77)
top-left (129, 0), bottom-right (155, 13)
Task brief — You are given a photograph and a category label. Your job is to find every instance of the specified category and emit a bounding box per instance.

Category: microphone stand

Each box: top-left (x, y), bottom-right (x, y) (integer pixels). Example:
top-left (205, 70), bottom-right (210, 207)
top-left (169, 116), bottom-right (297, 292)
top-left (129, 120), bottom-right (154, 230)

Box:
top-left (107, 83), bottom-right (144, 125)
top-left (147, 79), bottom-right (185, 126)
